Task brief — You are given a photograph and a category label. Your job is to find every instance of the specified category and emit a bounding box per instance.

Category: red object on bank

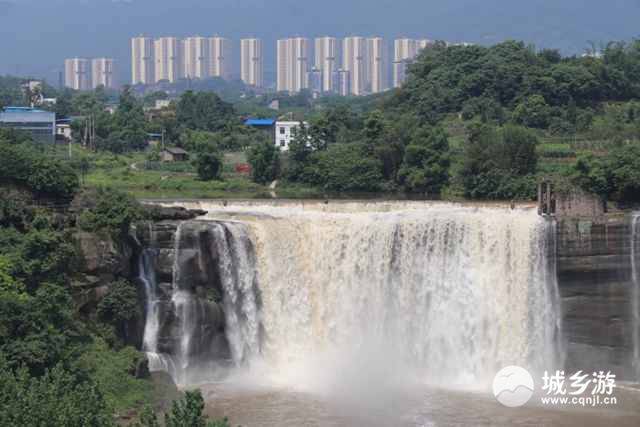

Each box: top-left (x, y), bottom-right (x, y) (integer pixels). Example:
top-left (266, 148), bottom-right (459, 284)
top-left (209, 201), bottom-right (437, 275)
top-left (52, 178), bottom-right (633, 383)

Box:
top-left (235, 163), bottom-right (251, 174)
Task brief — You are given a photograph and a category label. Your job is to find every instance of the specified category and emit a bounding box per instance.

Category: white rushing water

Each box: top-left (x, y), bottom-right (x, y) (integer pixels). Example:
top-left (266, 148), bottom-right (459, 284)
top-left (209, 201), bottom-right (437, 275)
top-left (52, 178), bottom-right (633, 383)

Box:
top-left (141, 219), bottom-right (263, 385)
top-left (156, 201), bottom-right (563, 391)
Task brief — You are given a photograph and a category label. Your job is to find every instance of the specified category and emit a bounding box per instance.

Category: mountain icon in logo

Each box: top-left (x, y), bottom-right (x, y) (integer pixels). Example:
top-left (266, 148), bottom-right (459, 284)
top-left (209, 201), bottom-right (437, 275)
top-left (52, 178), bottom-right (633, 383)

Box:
top-left (492, 366), bottom-right (534, 407)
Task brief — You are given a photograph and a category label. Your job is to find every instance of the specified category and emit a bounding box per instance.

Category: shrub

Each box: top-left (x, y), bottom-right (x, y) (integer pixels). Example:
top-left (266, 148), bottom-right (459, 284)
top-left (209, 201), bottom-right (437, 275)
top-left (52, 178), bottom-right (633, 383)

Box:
top-left (305, 143), bottom-right (384, 192)
top-left (247, 141), bottom-right (280, 184)
top-left (0, 357), bottom-right (112, 426)
top-left (97, 280), bottom-right (140, 342)
top-left (76, 339), bottom-right (151, 413)
top-left (194, 150), bottom-right (223, 181)
top-left (0, 142), bottom-right (79, 198)
top-left (78, 187), bottom-right (144, 235)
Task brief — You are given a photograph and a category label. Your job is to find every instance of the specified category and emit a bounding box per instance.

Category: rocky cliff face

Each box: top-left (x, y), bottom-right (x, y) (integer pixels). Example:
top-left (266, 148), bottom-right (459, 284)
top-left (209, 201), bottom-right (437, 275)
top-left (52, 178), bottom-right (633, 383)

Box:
top-left (556, 214), bottom-right (638, 380)
top-left (70, 202), bottom-right (640, 382)
top-left (70, 205), bottom-right (207, 349)
top-left (134, 220), bottom-right (233, 385)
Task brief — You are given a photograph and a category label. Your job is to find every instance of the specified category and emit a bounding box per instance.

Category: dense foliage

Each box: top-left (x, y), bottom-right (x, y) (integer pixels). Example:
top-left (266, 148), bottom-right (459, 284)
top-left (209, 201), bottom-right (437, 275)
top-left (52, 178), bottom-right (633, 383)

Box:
top-left (0, 131), bottom-right (79, 198)
top-left (77, 187), bottom-right (144, 235)
top-left (391, 40), bottom-right (640, 128)
top-left (0, 132), bottom-right (154, 424)
top-left (135, 390), bottom-right (229, 427)
top-left (247, 141), bottom-right (280, 185)
top-left (194, 147), bottom-right (224, 181)
top-left (0, 357), bottom-right (112, 426)
top-left (460, 124), bottom-right (539, 200)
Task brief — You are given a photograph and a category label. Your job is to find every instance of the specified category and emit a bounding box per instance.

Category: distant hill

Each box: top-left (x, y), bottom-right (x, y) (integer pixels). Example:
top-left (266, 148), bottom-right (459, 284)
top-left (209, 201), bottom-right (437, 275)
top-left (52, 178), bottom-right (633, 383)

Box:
top-left (0, 0), bottom-right (638, 82)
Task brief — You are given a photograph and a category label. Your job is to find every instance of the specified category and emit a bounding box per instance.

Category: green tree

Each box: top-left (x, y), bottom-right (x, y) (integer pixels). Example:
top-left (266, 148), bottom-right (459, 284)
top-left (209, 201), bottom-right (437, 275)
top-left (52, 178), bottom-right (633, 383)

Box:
top-left (0, 358), bottom-right (113, 427)
top-left (0, 141), bottom-right (79, 198)
top-left (397, 126), bottom-right (451, 194)
top-left (194, 149), bottom-right (223, 181)
top-left (136, 390), bottom-right (229, 427)
top-left (307, 143), bottom-right (384, 192)
top-left (571, 153), bottom-right (611, 198)
top-left (247, 141), bottom-right (280, 184)
top-left (606, 144), bottom-right (640, 202)
top-left (512, 95), bottom-right (551, 128)
top-left (77, 187), bottom-right (144, 236)
top-left (97, 280), bottom-right (139, 342)
top-left (176, 91), bottom-right (235, 133)
top-left (460, 124), bottom-right (538, 200)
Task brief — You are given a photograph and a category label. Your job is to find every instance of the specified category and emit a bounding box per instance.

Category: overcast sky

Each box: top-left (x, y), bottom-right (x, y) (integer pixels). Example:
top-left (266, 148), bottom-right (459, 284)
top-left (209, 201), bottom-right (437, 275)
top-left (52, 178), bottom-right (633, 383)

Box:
top-left (0, 0), bottom-right (638, 83)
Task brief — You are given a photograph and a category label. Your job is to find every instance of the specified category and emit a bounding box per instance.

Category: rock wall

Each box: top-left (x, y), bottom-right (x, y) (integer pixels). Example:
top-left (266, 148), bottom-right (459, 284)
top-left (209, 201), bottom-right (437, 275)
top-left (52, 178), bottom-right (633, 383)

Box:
top-left (134, 220), bottom-right (231, 384)
top-left (556, 214), bottom-right (637, 379)
top-left (70, 205), bottom-right (206, 349)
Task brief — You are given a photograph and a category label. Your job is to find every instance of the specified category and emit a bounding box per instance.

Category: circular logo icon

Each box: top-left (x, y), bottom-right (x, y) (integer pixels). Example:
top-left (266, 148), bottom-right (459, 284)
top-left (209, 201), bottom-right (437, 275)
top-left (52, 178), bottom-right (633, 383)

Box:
top-left (492, 365), bottom-right (534, 407)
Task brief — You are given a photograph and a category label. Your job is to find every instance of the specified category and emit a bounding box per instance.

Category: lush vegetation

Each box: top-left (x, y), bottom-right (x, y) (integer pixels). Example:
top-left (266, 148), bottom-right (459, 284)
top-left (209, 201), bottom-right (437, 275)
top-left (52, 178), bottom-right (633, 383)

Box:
top-left (5, 35), bottom-right (640, 425)
top-left (0, 129), bottom-right (231, 424)
top-left (135, 390), bottom-right (229, 427)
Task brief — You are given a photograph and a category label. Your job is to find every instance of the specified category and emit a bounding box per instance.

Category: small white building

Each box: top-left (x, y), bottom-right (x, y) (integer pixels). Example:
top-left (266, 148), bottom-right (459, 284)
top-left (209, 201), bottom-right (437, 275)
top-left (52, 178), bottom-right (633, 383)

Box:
top-left (155, 99), bottom-right (171, 109)
top-left (274, 120), bottom-right (308, 151)
top-left (56, 123), bottom-right (72, 140)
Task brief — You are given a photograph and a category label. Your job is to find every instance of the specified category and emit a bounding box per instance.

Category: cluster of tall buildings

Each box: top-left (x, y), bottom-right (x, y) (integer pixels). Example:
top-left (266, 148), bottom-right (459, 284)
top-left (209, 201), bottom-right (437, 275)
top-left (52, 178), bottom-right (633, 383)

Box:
top-left (124, 35), bottom-right (436, 96)
top-left (277, 36), bottom-right (434, 96)
top-left (131, 36), bottom-right (234, 85)
top-left (64, 58), bottom-right (116, 90)
top-left (393, 38), bottom-right (433, 88)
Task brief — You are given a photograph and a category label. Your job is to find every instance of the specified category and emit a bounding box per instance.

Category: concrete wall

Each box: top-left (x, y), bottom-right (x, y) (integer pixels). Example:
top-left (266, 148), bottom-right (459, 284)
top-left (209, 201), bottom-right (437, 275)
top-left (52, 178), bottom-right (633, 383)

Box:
top-left (556, 214), bottom-right (637, 379)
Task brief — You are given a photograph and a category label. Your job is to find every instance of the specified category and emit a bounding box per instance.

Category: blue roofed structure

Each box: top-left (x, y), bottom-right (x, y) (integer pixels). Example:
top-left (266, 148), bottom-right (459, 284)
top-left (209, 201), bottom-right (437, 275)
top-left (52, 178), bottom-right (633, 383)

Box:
top-left (244, 118), bottom-right (276, 127)
top-left (0, 107), bottom-right (56, 144)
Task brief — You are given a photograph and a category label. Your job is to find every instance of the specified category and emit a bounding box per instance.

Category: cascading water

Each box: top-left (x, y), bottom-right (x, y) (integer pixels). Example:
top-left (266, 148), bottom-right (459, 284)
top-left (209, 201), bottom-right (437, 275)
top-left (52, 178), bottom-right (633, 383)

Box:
top-left (139, 220), bottom-right (261, 385)
top-left (143, 201), bottom-right (563, 391)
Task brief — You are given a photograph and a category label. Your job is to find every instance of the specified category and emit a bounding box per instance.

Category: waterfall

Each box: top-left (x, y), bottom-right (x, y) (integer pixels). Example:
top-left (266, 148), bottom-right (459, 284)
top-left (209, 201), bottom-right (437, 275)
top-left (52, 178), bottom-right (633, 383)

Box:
top-left (212, 222), bottom-right (262, 364)
top-left (631, 213), bottom-right (640, 379)
top-left (140, 248), bottom-right (160, 354)
top-left (139, 220), bottom-right (261, 386)
top-left (145, 201), bottom-right (563, 389)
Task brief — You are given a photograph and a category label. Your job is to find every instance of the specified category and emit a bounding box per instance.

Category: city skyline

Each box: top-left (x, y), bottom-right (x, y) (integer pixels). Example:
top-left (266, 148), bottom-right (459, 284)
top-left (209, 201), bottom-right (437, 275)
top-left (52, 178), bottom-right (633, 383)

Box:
top-left (4, 0), bottom-right (639, 83)
top-left (68, 34), bottom-right (439, 95)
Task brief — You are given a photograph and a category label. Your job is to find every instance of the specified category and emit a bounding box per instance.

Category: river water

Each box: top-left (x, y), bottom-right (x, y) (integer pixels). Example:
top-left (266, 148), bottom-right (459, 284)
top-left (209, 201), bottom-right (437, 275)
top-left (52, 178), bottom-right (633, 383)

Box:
top-left (202, 381), bottom-right (640, 427)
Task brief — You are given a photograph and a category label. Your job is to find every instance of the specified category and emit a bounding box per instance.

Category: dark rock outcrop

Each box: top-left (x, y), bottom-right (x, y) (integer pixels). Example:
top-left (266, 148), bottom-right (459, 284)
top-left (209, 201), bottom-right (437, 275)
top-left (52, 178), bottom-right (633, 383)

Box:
top-left (142, 204), bottom-right (207, 221)
top-left (135, 221), bottom-right (231, 365)
top-left (71, 231), bottom-right (136, 312)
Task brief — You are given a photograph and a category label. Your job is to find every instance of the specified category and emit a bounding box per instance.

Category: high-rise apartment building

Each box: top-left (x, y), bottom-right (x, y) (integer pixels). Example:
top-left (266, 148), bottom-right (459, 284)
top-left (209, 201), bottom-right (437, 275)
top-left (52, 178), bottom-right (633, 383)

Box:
top-left (393, 38), bottom-right (432, 88)
top-left (277, 37), bottom-right (310, 93)
top-left (154, 37), bottom-right (182, 83)
top-left (315, 37), bottom-right (338, 93)
top-left (131, 36), bottom-right (154, 85)
top-left (183, 36), bottom-right (209, 79)
top-left (64, 58), bottom-right (91, 90)
top-left (308, 67), bottom-right (322, 96)
top-left (335, 69), bottom-right (351, 96)
top-left (91, 58), bottom-right (115, 89)
top-left (209, 37), bottom-right (232, 79)
top-left (240, 38), bottom-right (263, 87)
top-left (366, 37), bottom-right (388, 94)
top-left (342, 37), bottom-right (367, 96)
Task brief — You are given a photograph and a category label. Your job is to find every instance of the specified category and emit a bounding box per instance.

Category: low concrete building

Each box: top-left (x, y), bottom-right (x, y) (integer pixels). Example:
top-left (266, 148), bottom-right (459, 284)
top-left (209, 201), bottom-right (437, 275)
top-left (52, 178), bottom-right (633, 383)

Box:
top-left (275, 120), bottom-right (307, 151)
top-left (56, 122), bottom-right (72, 141)
top-left (161, 147), bottom-right (189, 162)
top-left (0, 107), bottom-right (55, 144)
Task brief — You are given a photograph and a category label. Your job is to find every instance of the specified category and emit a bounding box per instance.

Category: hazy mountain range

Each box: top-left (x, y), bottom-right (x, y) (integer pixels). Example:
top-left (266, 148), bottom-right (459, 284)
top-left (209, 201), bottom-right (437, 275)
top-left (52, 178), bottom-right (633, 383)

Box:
top-left (0, 0), bottom-right (638, 84)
